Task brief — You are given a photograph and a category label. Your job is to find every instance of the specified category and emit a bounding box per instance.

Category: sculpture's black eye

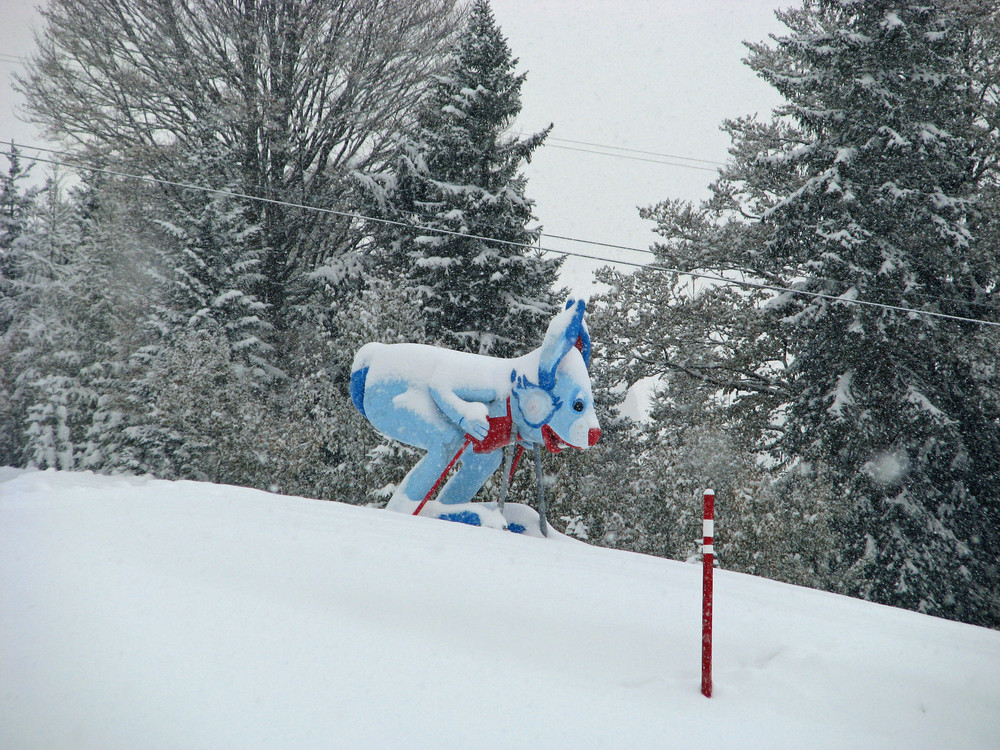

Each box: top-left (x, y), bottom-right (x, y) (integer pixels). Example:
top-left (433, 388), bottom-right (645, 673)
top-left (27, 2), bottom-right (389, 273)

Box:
top-left (573, 400), bottom-right (585, 412)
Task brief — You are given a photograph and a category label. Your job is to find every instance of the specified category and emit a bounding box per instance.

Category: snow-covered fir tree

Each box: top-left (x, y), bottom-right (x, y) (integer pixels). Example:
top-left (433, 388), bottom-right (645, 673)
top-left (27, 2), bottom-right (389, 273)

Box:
top-left (356, 0), bottom-right (560, 357)
top-left (150, 144), bottom-right (275, 381)
top-left (2, 176), bottom-right (145, 471)
top-left (0, 145), bottom-right (32, 245)
top-left (748, 0), bottom-right (1000, 626)
top-left (0, 146), bottom-right (41, 463)
top-left (2, 177), bottom-right (84, 468)
top-left (91, 326), bottom-right (266, 483)
top-left (627, 0), bottom-right (1000, 626)
top-left (0, 145), bottom-right (40, 335)
top-left (82, 139), bottom-right (287, 480)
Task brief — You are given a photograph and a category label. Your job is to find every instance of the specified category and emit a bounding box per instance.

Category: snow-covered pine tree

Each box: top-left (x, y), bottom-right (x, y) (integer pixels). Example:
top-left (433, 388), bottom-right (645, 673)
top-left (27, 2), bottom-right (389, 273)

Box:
top-left (746, 0), bottom-right (1000, 626)
top-left (92, 325), bottom-right (272, 484)
top-left (3, 176), bottom-right (142, 471)
top-left (356, 0), bottom-right (559, 357)
top-left (84, 143), bottom-right (280, 479)
top-left (2, 176), bottom-right (82, 468)
top-left (554, 274), bottom-right (808, 568)
top-left (0, 146), bottom-right (41, 463)
top-left (635, 0), bottom-right (1000, 626)
top-left (150, 143), bottom-right (274, 381)
top-left (0, 145), bottom-right (40, 334)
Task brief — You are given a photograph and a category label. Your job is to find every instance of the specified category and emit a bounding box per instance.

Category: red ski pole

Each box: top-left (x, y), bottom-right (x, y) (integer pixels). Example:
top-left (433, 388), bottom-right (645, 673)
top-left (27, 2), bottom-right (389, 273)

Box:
top-left (702, 488), bottom-right (715, 698)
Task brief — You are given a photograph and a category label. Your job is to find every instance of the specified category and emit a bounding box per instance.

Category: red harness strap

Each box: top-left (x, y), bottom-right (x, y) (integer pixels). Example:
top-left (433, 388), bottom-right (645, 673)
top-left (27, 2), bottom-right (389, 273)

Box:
top-left (470, 397), bottom-right (515, 454)
top-left (508, 444), bottom-right (525, 482)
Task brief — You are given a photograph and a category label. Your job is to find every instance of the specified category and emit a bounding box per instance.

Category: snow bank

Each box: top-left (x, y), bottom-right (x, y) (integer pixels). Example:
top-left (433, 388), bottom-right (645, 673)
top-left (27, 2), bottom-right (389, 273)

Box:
top-left (2, 469), bottom-right (998, 749)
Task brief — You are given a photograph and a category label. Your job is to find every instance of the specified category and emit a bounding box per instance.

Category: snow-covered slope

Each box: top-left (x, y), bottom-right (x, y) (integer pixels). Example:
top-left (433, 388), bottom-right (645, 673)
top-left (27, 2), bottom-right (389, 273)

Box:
top-left (2, 469), bottom-right (998, 749)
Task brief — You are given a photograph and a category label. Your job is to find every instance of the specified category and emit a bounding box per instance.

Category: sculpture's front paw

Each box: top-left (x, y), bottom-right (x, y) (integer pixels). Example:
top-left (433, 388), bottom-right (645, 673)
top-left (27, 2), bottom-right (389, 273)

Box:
top-left (458, 415), bottom-right (490, 441)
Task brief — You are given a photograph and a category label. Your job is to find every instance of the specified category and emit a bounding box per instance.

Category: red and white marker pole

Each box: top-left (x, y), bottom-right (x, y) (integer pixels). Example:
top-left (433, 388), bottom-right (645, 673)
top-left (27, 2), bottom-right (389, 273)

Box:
top-left (701, 488), bottom-right (715, 698)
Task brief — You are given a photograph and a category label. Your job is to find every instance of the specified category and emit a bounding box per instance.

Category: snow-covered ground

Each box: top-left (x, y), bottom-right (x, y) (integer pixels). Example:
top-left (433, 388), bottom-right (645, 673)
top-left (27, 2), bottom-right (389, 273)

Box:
top-left (2, 469), bottom-right (998, 749)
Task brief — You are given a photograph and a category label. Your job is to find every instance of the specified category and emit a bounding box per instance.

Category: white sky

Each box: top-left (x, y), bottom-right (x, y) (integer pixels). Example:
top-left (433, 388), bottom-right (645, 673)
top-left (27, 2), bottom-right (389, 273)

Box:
top-left (0, 0), bottom-right (789, 293)
top-left (489, 0), bottom-right (787, 291)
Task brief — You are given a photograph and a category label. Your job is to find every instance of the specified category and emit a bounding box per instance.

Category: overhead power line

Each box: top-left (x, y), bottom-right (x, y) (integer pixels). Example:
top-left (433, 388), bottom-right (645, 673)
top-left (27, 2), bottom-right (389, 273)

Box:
top-left (6, 139), bottom-right (993, 310)
top-left (3, 138), bottom-right (998, 330)
top-left (547, 136), bottom-right (726, 166)
top-left (543, 142), bottom-right (720, 172)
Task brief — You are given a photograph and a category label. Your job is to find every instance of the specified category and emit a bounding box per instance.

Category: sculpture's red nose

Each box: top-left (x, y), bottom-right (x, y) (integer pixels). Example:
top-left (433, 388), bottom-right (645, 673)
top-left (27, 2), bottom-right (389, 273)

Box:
top-left (588, 428), bottom-right (601, 447)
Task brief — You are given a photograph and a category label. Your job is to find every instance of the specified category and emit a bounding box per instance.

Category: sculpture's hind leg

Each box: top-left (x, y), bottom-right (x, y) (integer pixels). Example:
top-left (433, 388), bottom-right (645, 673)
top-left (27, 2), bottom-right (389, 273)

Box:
top-left (361, 378), bottom-right (466, 514)
top-left (384, 442), bottom-right (459, 513)
top-left (436, 449), bottom-right (503, 505)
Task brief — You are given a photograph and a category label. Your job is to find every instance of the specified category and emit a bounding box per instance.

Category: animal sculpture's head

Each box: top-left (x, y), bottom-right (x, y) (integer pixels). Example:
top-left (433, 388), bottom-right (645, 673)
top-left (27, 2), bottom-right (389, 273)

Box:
top-left (512, 299), bottom-right (601, 453)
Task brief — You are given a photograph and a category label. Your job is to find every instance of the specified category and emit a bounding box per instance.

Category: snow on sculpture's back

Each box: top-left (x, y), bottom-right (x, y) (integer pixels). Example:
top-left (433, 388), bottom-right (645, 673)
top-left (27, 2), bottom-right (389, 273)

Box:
top-left (351, 299), bottom-right (600, 530)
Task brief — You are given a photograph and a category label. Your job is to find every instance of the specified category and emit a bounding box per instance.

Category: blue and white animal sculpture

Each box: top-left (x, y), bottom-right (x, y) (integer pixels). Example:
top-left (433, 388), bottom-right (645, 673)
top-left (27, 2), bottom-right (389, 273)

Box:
top-left (350, 298), bottom-right (601, 530)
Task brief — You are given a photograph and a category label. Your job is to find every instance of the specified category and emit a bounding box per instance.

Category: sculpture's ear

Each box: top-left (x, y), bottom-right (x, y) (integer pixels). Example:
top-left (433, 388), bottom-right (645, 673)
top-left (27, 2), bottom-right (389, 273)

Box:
top-left (538, 298), bottom-right (590, 390)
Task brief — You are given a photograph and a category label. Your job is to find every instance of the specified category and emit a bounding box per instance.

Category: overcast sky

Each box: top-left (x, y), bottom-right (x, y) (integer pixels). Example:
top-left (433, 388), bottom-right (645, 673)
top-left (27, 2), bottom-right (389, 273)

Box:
top-left (0, 0), bottom-right (789, 292)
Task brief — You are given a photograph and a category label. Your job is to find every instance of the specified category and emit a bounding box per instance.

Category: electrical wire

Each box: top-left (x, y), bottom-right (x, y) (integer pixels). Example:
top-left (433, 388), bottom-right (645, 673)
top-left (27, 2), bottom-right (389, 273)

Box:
top-left (547, 137), bottom-right (726, 166)
top-left (3, 138), bottom-right (999, 330)
top-left (10, 137), bottom-right (988, 305)
top-left (0, 52), bottom-right (729, 170)
top-left (544, 142), bottom-right (720, 172)
top-left (0, 54), bottom-right (722, 171)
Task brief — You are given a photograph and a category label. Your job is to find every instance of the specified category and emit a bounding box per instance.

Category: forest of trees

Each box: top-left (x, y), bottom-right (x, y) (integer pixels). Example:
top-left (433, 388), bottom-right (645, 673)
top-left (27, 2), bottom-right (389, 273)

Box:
top-left (2, 0), bottom-right (998, 629)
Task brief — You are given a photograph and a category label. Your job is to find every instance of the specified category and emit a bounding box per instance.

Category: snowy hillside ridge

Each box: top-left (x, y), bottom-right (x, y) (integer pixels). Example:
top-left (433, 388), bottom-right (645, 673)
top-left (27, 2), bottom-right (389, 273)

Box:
top-left (3, 469), bottom-right (999, 750)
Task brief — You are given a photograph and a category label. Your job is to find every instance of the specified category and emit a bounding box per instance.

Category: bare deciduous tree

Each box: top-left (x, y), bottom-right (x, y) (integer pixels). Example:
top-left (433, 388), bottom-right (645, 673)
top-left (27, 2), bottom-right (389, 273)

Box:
top-left (17, 0), bottom-right (465, 326)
